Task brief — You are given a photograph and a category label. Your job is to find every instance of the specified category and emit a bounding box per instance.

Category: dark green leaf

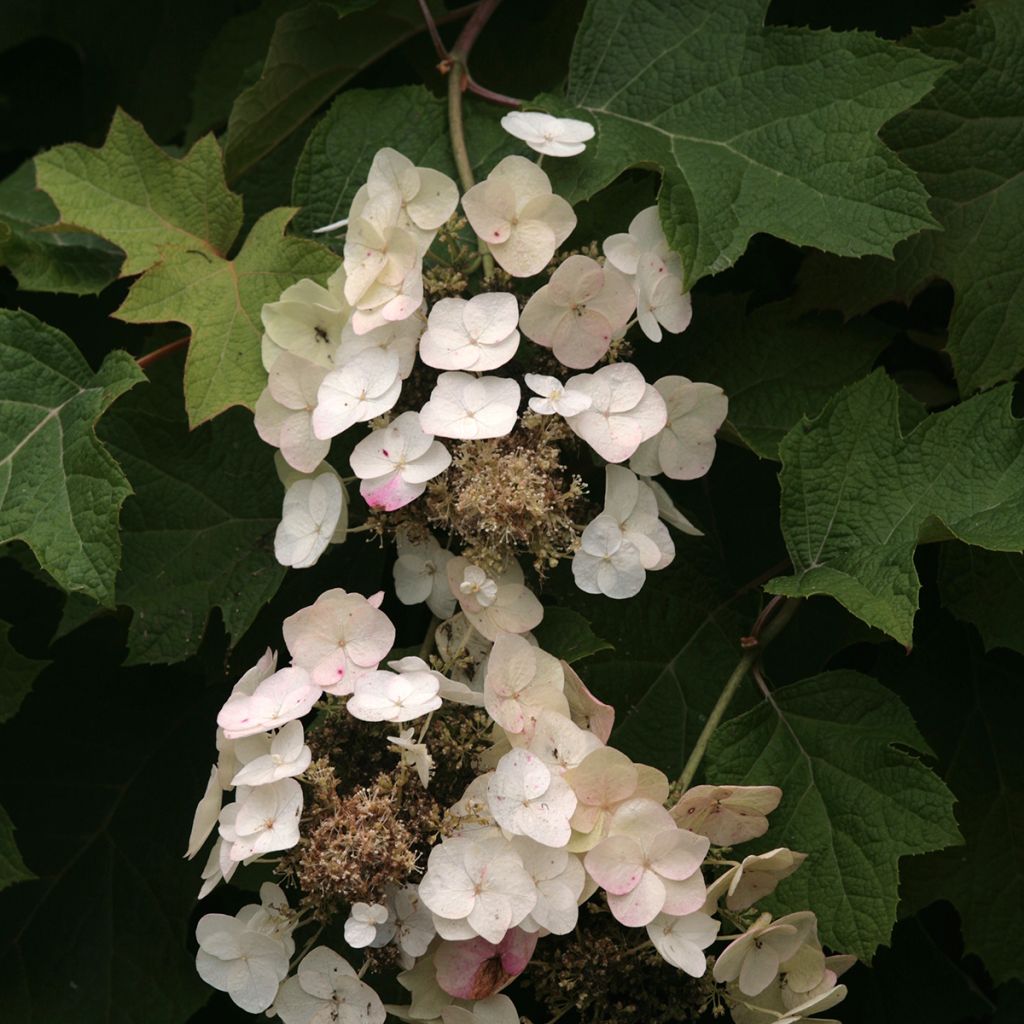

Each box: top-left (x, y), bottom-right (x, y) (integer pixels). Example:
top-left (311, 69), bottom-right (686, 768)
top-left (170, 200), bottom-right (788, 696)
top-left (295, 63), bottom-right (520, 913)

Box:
top-left (223, 0), bottom-right (433, 184)
top-left (679, 297), bottom-right (889, 459)
top-left (542, 0), bottom-right (945, 284)
top-left (291, 86), bottom-right (515, 236)
top-left (0, 162), bottom-right (122, 295)
top-left (797, 0), bottom-right (1024, 395)
top-left (533, 607), bottom-right (612, 664)
top-left (768, 371), bottom-right (1024, 645)
top-left (0, 310), bottom-right (144, 604)
top-left (0, 622), bottom-right (218, 1023)
top-left (706, 670), bottom-right (960, 958)
top-left (97, 372), bottom-right (286, 665)
top-left (939, 545), bottom-right (1024, 656)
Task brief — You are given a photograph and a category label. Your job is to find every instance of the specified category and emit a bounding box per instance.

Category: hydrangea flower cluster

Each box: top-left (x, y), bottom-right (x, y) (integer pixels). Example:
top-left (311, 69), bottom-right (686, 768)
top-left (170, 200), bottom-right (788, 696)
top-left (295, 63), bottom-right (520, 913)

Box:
top-left (189, 117), bottom-right (853, 1024)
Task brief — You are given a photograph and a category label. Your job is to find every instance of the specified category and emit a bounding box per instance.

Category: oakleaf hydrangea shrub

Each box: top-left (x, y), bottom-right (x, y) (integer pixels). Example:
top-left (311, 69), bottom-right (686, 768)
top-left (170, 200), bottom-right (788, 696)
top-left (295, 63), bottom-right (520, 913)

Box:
top-left (187, 122), bottom-right (852, 1024)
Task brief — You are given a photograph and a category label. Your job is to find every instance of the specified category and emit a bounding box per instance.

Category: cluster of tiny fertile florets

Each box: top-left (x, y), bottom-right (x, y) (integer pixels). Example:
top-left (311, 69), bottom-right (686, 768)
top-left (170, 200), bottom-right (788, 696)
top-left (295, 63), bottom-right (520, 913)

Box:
top-left (278, 763), bottom-right (419, 920)
top-left (525, 905), bottom-right (715, 1024)
top-left (423, 417), bottom-right (588, 574)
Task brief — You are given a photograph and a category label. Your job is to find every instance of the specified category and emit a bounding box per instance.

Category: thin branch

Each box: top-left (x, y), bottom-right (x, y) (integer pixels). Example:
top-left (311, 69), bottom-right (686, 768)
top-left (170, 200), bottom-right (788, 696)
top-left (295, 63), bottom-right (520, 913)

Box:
top-left (465, 74), bottom-right (521, 107)
top-left (417, 0), bottom-right (448, 60)
top-left (672, 597), bottom-right (802, 798)
top-left (137, 336), bottom-right (190, 369)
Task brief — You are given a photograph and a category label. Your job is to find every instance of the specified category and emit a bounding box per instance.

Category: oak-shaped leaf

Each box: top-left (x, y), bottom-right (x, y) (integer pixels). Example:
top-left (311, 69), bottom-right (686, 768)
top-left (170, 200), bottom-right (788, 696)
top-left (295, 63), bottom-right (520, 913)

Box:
top-left (0, 310), bottom-right (144, 605)
top-left (797, 0), bottom-right (1024, 396)
top-left (706, 670), bottom-right (960, 958)
top-left (768, 371), bottom-right (1024, 645)
top-left (542, 0), bottom-right (946, 284)
top-left (35, 110), bottom-right (338, 425)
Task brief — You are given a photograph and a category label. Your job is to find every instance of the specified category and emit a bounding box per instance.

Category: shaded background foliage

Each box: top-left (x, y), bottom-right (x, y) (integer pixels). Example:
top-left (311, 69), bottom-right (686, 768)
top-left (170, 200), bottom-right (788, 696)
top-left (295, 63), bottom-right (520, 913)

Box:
top-left (0, 0), bottom-right (1021, 1022)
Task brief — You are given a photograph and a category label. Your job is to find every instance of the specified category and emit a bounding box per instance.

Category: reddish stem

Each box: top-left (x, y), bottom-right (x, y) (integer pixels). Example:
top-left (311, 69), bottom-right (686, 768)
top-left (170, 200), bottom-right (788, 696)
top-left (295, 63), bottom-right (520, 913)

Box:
top-left (137, 336), bottom-right (190, 369)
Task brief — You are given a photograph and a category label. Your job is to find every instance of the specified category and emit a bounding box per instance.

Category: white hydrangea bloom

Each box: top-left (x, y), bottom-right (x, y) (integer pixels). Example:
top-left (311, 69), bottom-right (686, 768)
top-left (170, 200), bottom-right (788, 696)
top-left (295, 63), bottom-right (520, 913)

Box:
top-left (283, 588), bottom-right (395, 694)
top-left (572, 465), bottom-right (675, 599)
top-left (584, 797), bottom-right (709, 927)
top-left (354, 147), bottom-right (459, 252)
top-left (572, 513), bottom-right (647, 599)
top-left (441, 994), bottom-right (520, 1024)
top-left (500, 111), bottom-right (595, 157)
top-left (418, 835), bottom-right (537, 943)
top-left (520, 254), bottom-right (635, 369)
top-left (222, 777), bottom-right (303, 860)
top-left (563, 362), bottom-right (667, 463)
top-left (669, 784), bottom-right (782, 845)
top-left (337, 314), bottom-right (423, 379)
top-left (254, 353), bottom-right (330, 473)
top-left (195, 911), bottom-right (290, 1013)
top-left (460, 564), bottom-right (498, 606)
top-left (510, 837), bottom-right (586, 935)
top-left (419, 371), bottom-right (521, 440)
top-left (462, 155), bottom-right (576, 277)
top-left (523, 372), bottom-right (592, 417)
top-left (388, 727), bottom-right (435, 787)
top-left (389, 884), bottom-right (437, 962)
top-left (275, 470), bottom-right (345, 569)
top-left (349, 411), bottom-right (452, 511)
top-left (230, 720), bottom-right (312, 787)
top-left (346, 665), bottom-right (442, 723)
top-left (483, 632), bottom-right (567, 735)
top-left (713, 911), bottom-right (819, 997)
top-left (393, 528), bottom-right (456, 617)
top-left (419, 292), bottom-right (521, 372)
top-left (720, 848), bottom-right (808, 913)
top-left (603, 206), bottom-right (692, 341)
top-left (646, 476), bottom-right (703, 536)
top-left (488, 749), bottom-right (577, 847)
top-left (447, 557), bottom-right (544, 641)
top-left (273, 946), bottom-right (386, 1024)
top-left (343, 190), bottom-right (423, 333)
top-left (522, 708), bottom-right (602, 774)
top-left (630, 376), bottom-right (728, 480)
top-left (261, 266), bottom-right (351, 370)
top-left (217, 666), bottom-right (321, 739)
top-left (344, 902), bottom-right (393, 949)
top-left (647, 911), bottom-right (720, 977)
top-left (185, 764), bottom-right (222, 860)
top-left (312, 347), bottom-right (402, 440)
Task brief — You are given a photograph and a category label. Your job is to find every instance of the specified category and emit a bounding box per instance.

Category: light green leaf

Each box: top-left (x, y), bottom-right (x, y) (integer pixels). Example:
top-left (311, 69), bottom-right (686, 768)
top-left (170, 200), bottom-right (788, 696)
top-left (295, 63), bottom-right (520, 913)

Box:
top-left (0, 622), bottom-right (48, 891)
top-left (291, 86), bottom-right (516, 236)
top-left (767, 370), bottom-right (1024, 645)
top-left (706, 670), bottom-right (960, 958)
top-left (0, 162), bottom-right (123, 295)
top-left (0, 310), bottom-right (144, 605)
top-left (97, 372), bottom-right (287, 665)
top-left (224, 0), bottom-right (433, 183)
top-left (678, 297), bottom-right (889, 459)
top-left (34, 111), bottom-right (339, 424)
top-left (35, 109), bottom-right (242, 275)
top-left (115, 205), bottom-right (339, 425)
top-left (541, 0), bottom-right (945, 285)
top-left (533, 607), bottom-right (612, 664)
top-left (938, 545), bottom-right (1024, 657)
top-left (797, 0), bottom-right (1024, 396)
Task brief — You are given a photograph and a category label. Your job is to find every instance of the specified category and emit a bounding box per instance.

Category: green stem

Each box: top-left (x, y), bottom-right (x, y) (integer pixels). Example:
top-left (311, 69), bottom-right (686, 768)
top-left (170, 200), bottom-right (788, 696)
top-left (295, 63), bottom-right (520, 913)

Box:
top-left (445, 0), bottom-right (501, 280)
top-left (672, 597), bottom-right (801, 798)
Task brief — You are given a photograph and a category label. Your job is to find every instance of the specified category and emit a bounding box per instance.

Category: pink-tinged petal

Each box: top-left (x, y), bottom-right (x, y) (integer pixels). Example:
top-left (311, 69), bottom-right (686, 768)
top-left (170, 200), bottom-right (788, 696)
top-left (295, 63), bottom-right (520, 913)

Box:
top-left (360, 472), bottom-right (426, 512)
top-left (584, 835), bottom-right (643, 894)
top-left (606, 869), bottom-right (666, 927)
top-left (648, 828), bottom-right (710, 881)
top-left (661, 871), bottom-right (707, 917)
top-left (434, 930), bottom-right (538, 1000)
